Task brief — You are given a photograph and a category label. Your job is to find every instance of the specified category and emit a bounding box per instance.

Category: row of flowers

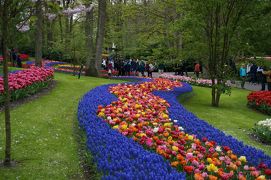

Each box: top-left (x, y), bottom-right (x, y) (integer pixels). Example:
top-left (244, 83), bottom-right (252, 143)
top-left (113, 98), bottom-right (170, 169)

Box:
top-left (0, 67), bottom-right (54, 103)
top-left (159, 74), bottom-right (232, 88)
top-left (253, 118), bottom-right (271, 144)
top-left (247, 91), bottom-right (271, 115)
top-left (0, 54), bottom-right (29, 62)
top-left (78, 78), bottom-right (271, 179)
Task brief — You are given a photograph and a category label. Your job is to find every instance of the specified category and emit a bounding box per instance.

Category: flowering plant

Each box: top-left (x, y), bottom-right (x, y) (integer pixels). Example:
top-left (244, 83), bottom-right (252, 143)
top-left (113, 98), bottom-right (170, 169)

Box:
top-left (78, 78), bottom-right (271, 179)
top-left (159, 74), bottom-right (231, 89)
top-left (247, 91), bottom-right (271, 115)
top-left (253, 118), bottom-right (271, 144)
top-left (19, 54), bottom-right (29, 61)
top-left (0, 67), bottom-right (54, 103)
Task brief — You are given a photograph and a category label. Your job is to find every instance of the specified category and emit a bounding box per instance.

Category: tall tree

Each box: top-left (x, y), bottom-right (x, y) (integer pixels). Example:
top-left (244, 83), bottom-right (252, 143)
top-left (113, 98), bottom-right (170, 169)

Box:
top-left (186, 0), bottom-right (254, 106)
top-left (85, 2), bottom-right (97, 76)
top-left (94, 0), bottom-right (107, 76)
top-left (1, 0), bottom-right (12, 166)
top-left (35, 0), bottom-right (43, 67)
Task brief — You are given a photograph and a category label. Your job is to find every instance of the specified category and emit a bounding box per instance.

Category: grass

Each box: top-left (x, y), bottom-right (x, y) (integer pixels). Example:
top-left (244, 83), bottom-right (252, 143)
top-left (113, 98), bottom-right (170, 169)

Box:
top-left (0, 73), bottom-right (125, 179)
top-left (0, 66), bottom-right (22, 75)
top-left (178, 86), bottom-right (271, 156)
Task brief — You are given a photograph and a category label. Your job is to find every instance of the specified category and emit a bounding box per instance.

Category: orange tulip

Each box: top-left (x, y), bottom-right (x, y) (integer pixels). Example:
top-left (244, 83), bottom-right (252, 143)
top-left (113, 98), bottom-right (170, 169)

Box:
top-left (171, 161), bottom-right (179, 167)
top-left (208, 175), bottom-right (218, 180)
top-left (194, 173), bottom-right (204, 180)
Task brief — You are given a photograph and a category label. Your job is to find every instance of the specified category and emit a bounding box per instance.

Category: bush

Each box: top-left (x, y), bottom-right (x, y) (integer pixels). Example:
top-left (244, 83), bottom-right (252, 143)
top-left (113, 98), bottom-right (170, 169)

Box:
top-left (247, 91), bottom-right (271, 115)
top-left (253, 118), bottom-right (271, 144)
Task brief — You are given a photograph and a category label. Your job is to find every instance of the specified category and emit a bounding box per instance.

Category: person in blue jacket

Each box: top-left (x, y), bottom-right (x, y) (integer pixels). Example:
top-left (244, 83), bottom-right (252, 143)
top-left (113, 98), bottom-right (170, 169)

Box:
top-left (239, 64), bottom-right (247, 89)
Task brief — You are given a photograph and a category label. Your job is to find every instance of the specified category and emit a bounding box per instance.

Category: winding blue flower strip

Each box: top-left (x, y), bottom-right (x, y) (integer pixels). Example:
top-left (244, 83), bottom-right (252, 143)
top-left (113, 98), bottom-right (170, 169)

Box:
top-left (153, 83), bottom-right (271, 168)
top-left (78, 78), bottom-right (271, 179)
top-left (78, 83), bottom-right (186, 179)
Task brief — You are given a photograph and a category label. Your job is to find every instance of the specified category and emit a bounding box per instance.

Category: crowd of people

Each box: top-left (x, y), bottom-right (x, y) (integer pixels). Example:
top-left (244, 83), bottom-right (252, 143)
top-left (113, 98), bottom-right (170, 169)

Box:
top-left (102, 58), bottom-right (164, 78)
top-left (239, 62), bottom-right (271, 91)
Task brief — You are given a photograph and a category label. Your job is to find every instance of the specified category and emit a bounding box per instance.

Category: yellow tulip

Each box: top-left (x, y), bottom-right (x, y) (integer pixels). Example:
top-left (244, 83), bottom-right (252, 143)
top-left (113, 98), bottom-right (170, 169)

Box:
top-left (207, 164), bottom-right (218, 172)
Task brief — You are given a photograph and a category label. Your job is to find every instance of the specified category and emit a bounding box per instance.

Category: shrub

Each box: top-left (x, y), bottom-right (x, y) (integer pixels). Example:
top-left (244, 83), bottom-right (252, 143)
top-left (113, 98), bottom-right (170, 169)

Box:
top-left (253, 118), bottom-right (271, 144)
top-left (247, 91), bottom-right (271, 115)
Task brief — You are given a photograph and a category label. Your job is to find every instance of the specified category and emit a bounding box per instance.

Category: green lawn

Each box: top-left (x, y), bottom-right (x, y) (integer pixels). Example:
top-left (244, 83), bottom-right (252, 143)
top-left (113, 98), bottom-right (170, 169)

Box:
top-left (0, 66), bottom-right (22, 75)
top-left (0, 73), bottom-right (125, 179)
top-left (179, 86), bottom-right (271, 156)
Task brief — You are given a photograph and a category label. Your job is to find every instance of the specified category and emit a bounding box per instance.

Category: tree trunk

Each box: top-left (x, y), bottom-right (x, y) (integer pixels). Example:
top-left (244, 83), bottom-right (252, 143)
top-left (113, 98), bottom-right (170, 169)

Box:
top-left (95, 0), bottom-right (107, 76)
top-left (35, 0), bottom-right (43, 67)
top-left (58, 14), bottom-right (63, 43)
top-left (211, 79), bottom-right (216, 106)
top-left (1, 0), bottom-right (12, 166)
top-left (85, 3), bottom-right (97, 76)
top-left (211, 79), bottom-right (221, 107)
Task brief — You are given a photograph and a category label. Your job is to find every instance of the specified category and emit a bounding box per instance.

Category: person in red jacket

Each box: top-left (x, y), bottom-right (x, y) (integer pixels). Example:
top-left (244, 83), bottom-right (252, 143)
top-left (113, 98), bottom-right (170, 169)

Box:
top-left (194, 62), bottom-right (201, 78)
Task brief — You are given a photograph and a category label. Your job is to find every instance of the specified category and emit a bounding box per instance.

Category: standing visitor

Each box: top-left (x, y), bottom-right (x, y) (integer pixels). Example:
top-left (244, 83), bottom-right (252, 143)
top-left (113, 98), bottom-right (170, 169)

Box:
top-left (131, 59), bottom-right (136, 75)
top-left (239, 64), bottom-right (247, 89)
top-left (258, 66), bottom-right (266, 91)
top-left (17, 53), bottom-right (22, 68)
top-left (11, 48), bottom-right (17, 66)
top-left (107, 61), bottom-right (113, 77)
top-left (135, 59), bottom-right (140, 76)
top-left (146, 63), bottom-right (150, 77)
top-left (158, 62), bottom-right (165, 74)
top-left (194, 62), bottom-right (201, 78)
top-left (263, 67), bottom-right (271, 91)
top-left (149, 63), bottom-right (154, 78)
top-left (78, 64), bottom-right (84, 79)
top-left (249, 63), bottom-right (258, 84)
top-left (139, 60), bottom-right (145, 77)
top-left (101, 58), bottom-right (106, 70)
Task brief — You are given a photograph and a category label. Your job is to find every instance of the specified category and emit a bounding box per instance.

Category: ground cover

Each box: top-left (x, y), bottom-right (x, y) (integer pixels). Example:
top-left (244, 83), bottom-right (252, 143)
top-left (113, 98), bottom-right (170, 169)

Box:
top-left (0, 73), bottom-right (125, 179)
top-left (178, 86), bottom-right (271, 156)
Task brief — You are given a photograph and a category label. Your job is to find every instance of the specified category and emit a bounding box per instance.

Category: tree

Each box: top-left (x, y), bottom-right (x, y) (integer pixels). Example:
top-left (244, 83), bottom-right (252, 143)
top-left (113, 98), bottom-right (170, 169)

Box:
top-left (1, 0), bottom-right (12, 166)
top-left (85, 2), bottom-right (97, 76)
top-left (35, 0), bottom-right (43, 67)
top-left (94, 0), bottom-right (106, 76)
top-left (185, 0), bottom-right (254, 107)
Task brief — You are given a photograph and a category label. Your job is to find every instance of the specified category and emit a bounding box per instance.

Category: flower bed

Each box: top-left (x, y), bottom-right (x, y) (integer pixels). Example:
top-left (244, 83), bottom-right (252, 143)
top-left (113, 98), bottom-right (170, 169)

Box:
top-left (0, 67), bottom-right (54, 104)
top-left (247, 91), bottom-right (271, 115)
top-left (78, 78), bottom-right (271, 179)
top-left (78, 80), bottom-right (186, 179)
top-left (19, 53), bottom-right (29, 61)
top-left (253, 118), bottom-right (271, 144)
top-left (160, 74), bottom-right (213, 87)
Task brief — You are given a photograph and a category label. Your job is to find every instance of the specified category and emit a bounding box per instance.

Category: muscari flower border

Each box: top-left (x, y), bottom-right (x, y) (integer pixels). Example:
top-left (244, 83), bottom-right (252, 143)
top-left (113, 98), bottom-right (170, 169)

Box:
top-left (77, 78), bottom-right (271, 179)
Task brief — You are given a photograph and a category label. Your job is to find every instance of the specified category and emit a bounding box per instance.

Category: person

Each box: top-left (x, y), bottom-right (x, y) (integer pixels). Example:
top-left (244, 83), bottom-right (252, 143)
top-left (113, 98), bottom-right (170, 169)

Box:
top-left (258, 66), bottom-right (266, 90)
top-left (263, 67), bottom-right (271, 91)
top-left (249, 63), bottom-right (258, 83)
top-left (149, 63), bottom-right (154, 78)
top-left (17, 54), bottom-right (22, 68)
top-left (239, 64), bottom-right (247, 89)
top-left (78, 63), bottom-right (84, 79)
top-left (158, 62), bottom-right (165, 74)
top-left (107, 61), bottom-right (113, 77)
top-left (11, 48), bottom-right (17, 66)
top-left (101, 58), bottom-right (106, 70)
top-left (194, 62), bottom-right (201, 78)
top-left (131, 59), bottom-right (137, 75)
top-left (139, 60), bottom-right (145, 77)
